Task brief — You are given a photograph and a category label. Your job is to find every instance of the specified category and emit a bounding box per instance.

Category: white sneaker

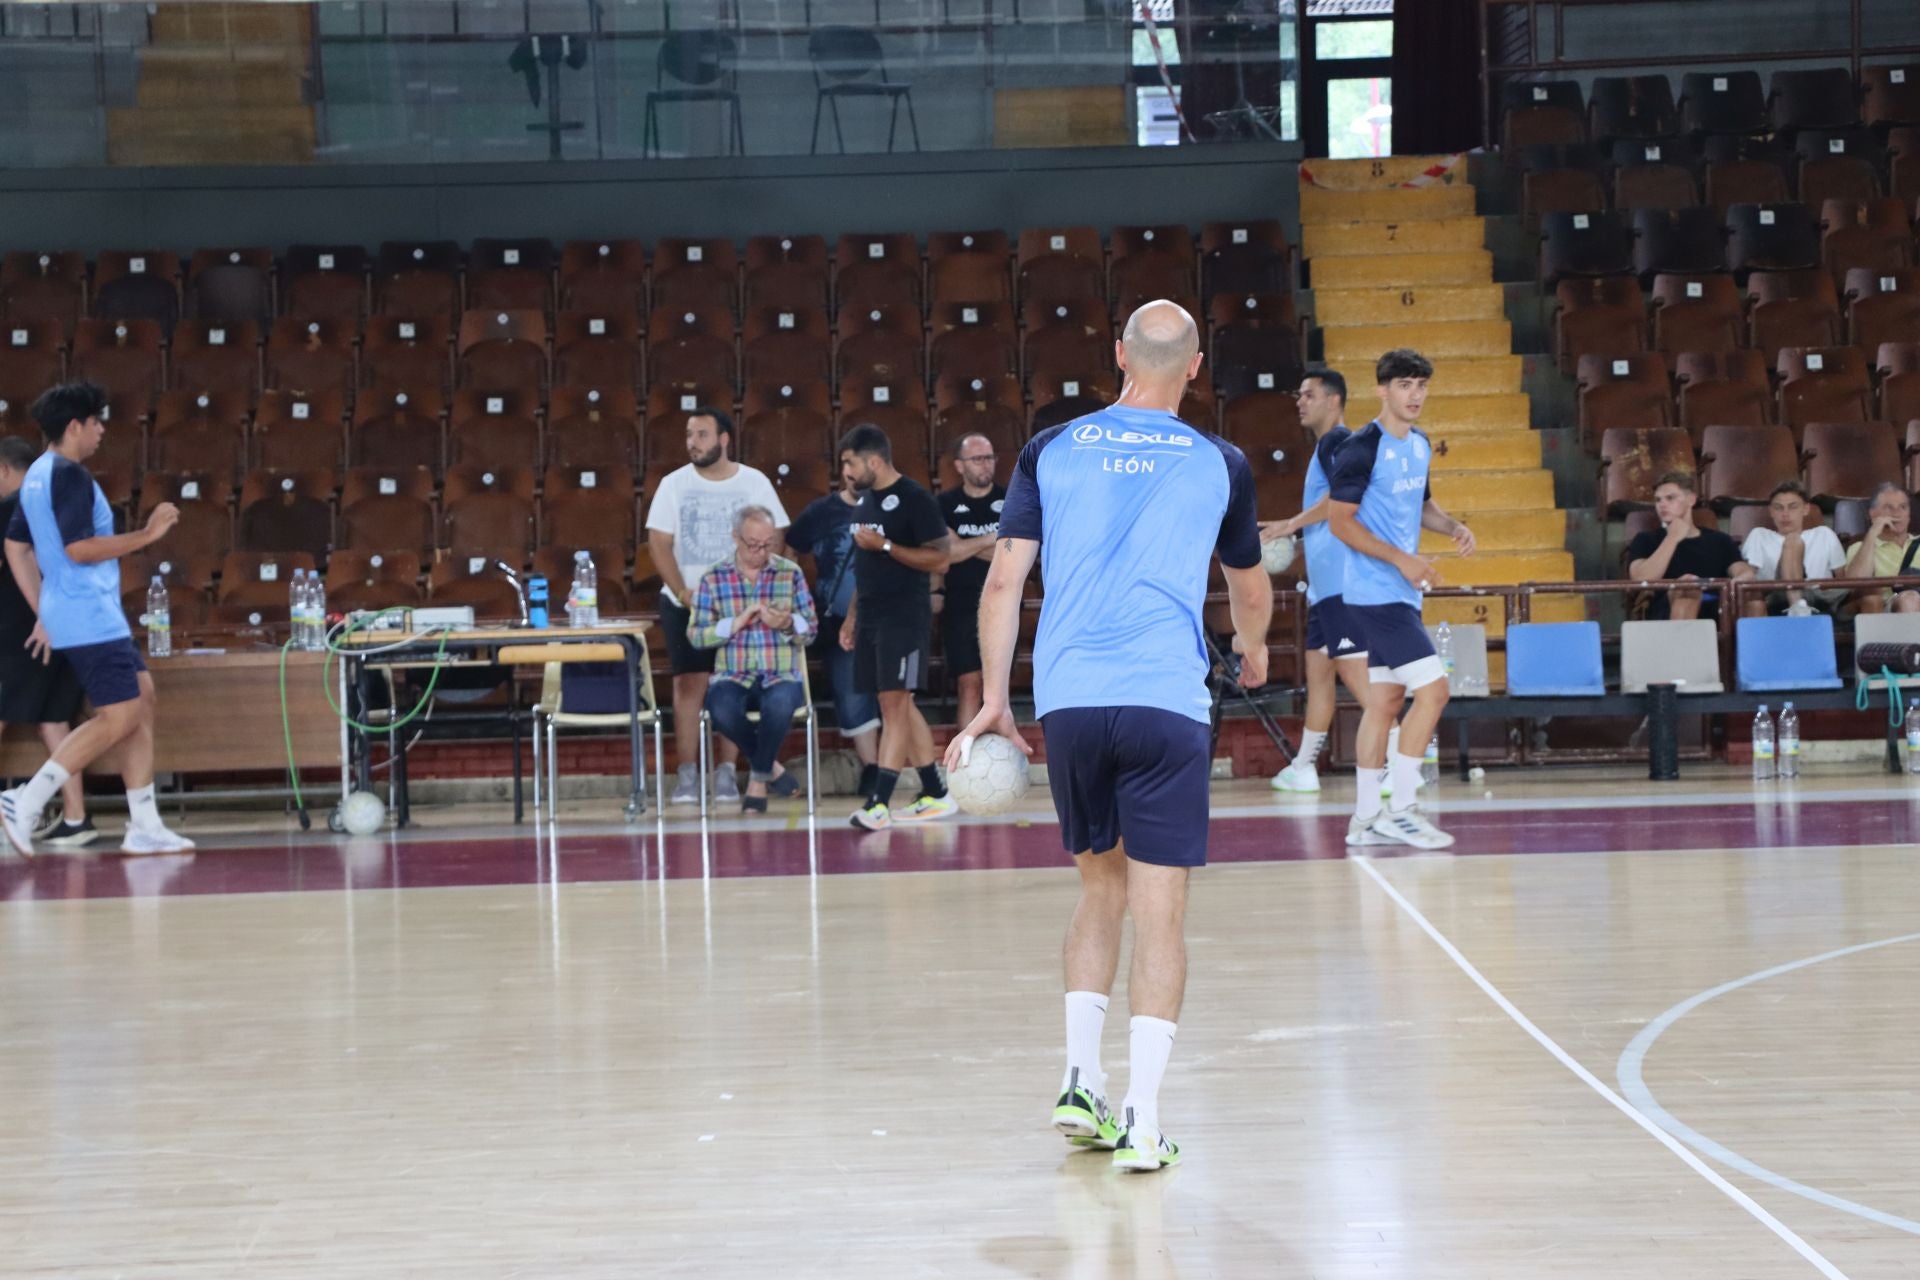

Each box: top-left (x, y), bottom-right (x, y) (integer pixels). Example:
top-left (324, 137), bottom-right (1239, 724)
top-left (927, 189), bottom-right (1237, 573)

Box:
top-left (1112, 1108), bottom-right (1181, 1172)
top-left (1270, 760), bottom-right (1320, 792)
top-left (1345, 813), bottom-right (1392, 846)
top-left (0, 788), bottom-right (37, 857)
top-left (1369, 806), bottom-right (1455, 850)
top-left (669, 763), bottom-right (702, 805)
top-left (120, 825), bottom-right (196, 856)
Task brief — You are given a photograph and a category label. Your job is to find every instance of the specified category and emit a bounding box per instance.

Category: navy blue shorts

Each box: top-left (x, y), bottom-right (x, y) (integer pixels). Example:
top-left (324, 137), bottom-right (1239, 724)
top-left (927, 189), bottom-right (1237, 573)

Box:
top-left (1040, 706), bottom-right (1212, 868)
top-left (1305, 595), bottom-right (1367, 659)
top-left (1346, 602), bottom-right (1446, 689)
top-left (61, 637), bottom-right (147, 709)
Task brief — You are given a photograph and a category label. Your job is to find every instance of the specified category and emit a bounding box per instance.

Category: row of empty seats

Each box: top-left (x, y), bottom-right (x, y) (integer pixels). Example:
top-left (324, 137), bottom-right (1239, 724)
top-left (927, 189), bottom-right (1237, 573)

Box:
top-left (1539, 198), bottom-right (1920, 285)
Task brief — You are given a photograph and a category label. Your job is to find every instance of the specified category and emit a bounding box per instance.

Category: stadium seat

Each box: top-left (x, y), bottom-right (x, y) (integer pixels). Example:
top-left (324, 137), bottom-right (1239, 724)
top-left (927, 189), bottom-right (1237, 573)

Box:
top-left (265, 316), bottom-right (355, 394)
top-left (427, 558), bottom-right (525, 613)
top-left (1030, 370), bottom-right (1116, 408)
top-left (1863, 65), bottom-right (1920, 131)
top-left (0, 318), bottom-right (64, 401)
top-left (547, 385), bottom-right (640, 470)
top-left (168, 319), bottom-right (261, 396)
top-left (94, 251), bottom-right (181, 330)
top-left (1, 251), bottom-right (86, 327)
top-left (442, 463), bottom-right (536, 559)
top-left (1726, 203), bottom-right (1821, 274)
top-left (1553, 276), bottom-right (1646, 374)
top-left (281, 245), bottom-right (369, 327)
top-left (1769, 69), bottom-right (1861, 135)
top-left (374, 241), bottom-right (462, 323)
top-left (1651, 272), bottom-right (1743, 352)
top-left (834, 233), bottom-right (921, 315)
top-left (448, 389), bottom-right (540, 472)
top-left (928, 300), bottom-right (1016, 387)
top-left (1110, 226), bottom-right (1196, 315)
top-left (1676, 349), bottom-right (1773, 431)
top-left (1199, 220), bottom-right (1291, 301)
top-left (1778, 346), bottom-right (1873, 430)
top-left (741, 305), bottom-right (831, 388)
top-left (1819, 198), bottom-right (1915, 286)
top-left (1601, 426), bottom-right (1694, 512)
top-left (1612, 140), bottom-right (1700, 210)
top-left (933, 369), bottom-right (1021, 415)
top-left (740, 396), bottom-right (833, 474)
top-left (1209, 293), bottom-right (1303, 398)
top-left (927, 230), bottom-right (1012, 305)
top-left (647, 305), bottom-right (737, 390)
top-left (467, 238), bottom-right (554, 314)
top-left (1221, 389), bottom-right (1306, 456)
top-left (835, 303), bottom-right (924, 385)
top-left (142, 471), bottom-right (234, 566)
top-left (1503, 79), bottom-right (1584, 116)
top-left (236, 469), bottom-right (334, 556)
top-left (1523, 166), bottom-right (1607, 228)
top-left (1704, 156), bottom-right (1792, 217)
top-left (1540, 211), bottom-right (1633, 284)
top-left (1621, 619), bottom-right (1725, 693)
top-left (541, 464), bottom-right (637, 554)
top-left (1736, 616), bottom-right (1843, 691)
top-left (149, 390), bottom-right (248, 476)
top-left (71, 318), bottom-right (165, 406)
top-left (1016, 226), bottom-right (1104, 311)
top-left (744, 235), bottom-right (829, 315)
top-left (553, 308), bottom-right (643, 391)
top-left (1505, 621), bottom-right (1605, 695)
top-left (253, 388), bottom-right (346, 473)
top-left (1503, 104), bottom-right (1585, 154)
top-left (1589, 75), bottom-right (1678, 144)
top-left (351, 385), bottom-right (443, 473)
top-left (1844, 267), bottom-right (1920, 350)
top-left (559, 239), bottom-right (648, 316)
top-left (1795, 131), bottom-right (1882, 208)
top-left (649, 239), bottom-right (738, 316)
top-left (186, 248), bottom-right (274, 327)
top-left (1880, 343), bottom-right (1920, 425)
top-left (326, 549), bottom-right (426, 613)
top-left (458, 309), bottom-right (548, 393)
top-left (1631, 207), bottom-right (1726, 282)
top-left (1803, 420), bottom-right (1900, 502)
top-left (1679, 71), bottom-right (1768, 136)
top-left (1700, 423), bottom-right (1798, 508)
top-left (1578, 352), bottom-right (1673, 446)
top-left (217, 551), bottom-right (320, 607)
top-left (340, 466), bottom-right (436, 554)
top-left (1745, 269), bottom-right (1843, 359)
top-left (362, 315), bottom-right (452, 393)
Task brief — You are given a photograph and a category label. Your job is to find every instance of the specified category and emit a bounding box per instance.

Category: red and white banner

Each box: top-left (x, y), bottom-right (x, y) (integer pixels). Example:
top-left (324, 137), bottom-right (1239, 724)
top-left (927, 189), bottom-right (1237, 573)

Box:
top-left (1298, 153), bottom-right (1467, 191)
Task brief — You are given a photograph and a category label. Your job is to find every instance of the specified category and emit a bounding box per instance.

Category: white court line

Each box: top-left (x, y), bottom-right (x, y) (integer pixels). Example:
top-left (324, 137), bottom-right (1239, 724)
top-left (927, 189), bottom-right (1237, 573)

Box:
top-left (1617, 933), bottom-right (1920, 1237)
top-left (1351, 855), bottom-right (1850, 1280)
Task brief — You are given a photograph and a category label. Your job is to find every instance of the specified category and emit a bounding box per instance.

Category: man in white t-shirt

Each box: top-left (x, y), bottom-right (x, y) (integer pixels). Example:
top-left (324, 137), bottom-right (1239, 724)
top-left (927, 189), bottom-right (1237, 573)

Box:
top-left (645, 407), bottom-right (791, 804)
top-left (1740, 479), bottom-right (1848, 616)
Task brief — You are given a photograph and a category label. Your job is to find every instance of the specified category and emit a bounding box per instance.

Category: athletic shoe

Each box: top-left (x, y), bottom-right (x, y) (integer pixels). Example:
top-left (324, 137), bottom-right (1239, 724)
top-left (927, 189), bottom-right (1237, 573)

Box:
top-left (1112, 1108), bottom-right (1180, 1173)
top-left (33, 803), bottom-right (64, 840)
top-left (120, 825), bottom-right (196, 856)
top-left (849, 802), bottom-right (892, 831)
top-left (1369, 806), bottom-right (1456, 850)
top-left (0, 788), bottom-right (36, 857)
top-left (713, 768), bottom-right (741, 803)
top-left (1345, 813), bottom-right (1392, 846)
top-left (895, 794), bottom-right (956, 822)
top-left (1270, 761), bottom-right (1320, 792)
top-left (669, 763), bottom-right (702, 805)
top-left (1052, 1067), bottom-right (1120, 1150)
top-left (42, 817), bottom-right (99, 849)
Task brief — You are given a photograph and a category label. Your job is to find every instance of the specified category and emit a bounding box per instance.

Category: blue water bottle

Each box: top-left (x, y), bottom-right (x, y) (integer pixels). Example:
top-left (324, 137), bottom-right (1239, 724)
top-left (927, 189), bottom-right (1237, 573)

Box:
top-left (527, 574), bottom-right (550, 628)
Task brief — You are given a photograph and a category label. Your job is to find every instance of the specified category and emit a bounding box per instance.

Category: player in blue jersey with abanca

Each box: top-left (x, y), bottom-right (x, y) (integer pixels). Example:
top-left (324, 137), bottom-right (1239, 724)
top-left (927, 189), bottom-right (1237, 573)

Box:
top-left (944, 300), bottom-right (1272, 1172)
top-left (1327, 348), bottom-right (1475, 851)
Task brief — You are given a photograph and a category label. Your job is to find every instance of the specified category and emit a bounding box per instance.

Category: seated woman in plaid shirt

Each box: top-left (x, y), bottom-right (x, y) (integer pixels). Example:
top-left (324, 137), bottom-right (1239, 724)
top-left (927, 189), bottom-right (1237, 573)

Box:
top-left (689, 505), bottom-right (819, 813)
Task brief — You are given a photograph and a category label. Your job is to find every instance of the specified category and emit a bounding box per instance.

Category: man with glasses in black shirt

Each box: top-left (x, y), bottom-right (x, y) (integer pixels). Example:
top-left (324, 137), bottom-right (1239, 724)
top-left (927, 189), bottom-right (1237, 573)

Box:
top-left (937, 432), bottom-right (1006, 732)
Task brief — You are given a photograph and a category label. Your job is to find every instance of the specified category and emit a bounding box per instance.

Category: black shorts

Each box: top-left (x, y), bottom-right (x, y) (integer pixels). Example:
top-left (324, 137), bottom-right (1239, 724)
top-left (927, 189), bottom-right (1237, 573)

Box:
top-left (1040, 706), bottom-right (1212, 868)
top-left (854, 605), bottom-right (929, 694)
top-left (61, 637), bottom-right (146, 709)
top-left (1305, 595), bottom-right (1367, 660)
top-left (941, 601), bottom-right (982, 678)
top-left (0, 651), bottom-right (85, 725)
top-left (658, 594), bottom-right (716, 677)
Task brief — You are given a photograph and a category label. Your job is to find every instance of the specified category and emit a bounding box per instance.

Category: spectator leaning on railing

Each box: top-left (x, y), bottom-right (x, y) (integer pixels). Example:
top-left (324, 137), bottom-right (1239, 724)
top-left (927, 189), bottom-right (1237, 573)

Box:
top-left (1843, 481), bottom-right (1920, 614)
top-left (1625, 471), bottom-right (1752, 620)
top-left (1740, 480), bottom-right (1848, 617)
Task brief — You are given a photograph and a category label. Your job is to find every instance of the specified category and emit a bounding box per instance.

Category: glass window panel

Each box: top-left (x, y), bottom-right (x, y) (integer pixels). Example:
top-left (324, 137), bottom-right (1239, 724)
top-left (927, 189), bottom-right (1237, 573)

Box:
top-left (1326, 75), bottom-right (1391, 158)
top-left (1316, 19), bottom-right (1393, 60)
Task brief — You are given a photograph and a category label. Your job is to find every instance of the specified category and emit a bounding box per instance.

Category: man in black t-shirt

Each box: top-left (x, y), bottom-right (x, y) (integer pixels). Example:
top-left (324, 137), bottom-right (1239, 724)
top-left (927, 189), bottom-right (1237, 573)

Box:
top-left (0, 436), bottom-right (93, 847)
top-left (1625, 471), bottom-right (1754, 620)
top-left (936, 432), bottom-right (1006, 732)
top-left (838, 423), bottom-right (955, 831)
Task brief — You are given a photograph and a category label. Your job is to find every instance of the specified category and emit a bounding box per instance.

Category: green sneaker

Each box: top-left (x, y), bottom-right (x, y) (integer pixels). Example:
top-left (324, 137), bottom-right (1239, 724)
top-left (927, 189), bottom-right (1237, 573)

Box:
top-left (896, 793), bottom-right (957, 822)
top-left (1112, 1108), bottom-right (1180, 1172)
top-left (850, 802), bottom-right (891, 831)
top-left (1052, 1068), bottom-right (1120, 1149)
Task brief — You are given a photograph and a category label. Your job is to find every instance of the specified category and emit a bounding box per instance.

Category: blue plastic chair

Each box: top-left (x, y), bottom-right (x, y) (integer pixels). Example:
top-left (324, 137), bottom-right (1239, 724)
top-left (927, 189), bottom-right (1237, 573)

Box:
top-left (1736, 616), bottom-right (1843, 691)
top-left (1506, 621), bottom-right (1605, 696)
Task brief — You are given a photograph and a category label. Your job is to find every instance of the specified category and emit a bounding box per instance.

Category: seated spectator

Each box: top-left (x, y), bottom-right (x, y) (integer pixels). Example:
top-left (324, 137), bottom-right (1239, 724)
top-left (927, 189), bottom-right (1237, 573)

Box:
top-left (1625, 471), bottom-right (1752, 619)
top-left (689, 506), bottom-right (818, 813)
top-left (1843, 481), bottom-right (1920, 613)
top-left (1740, 480), bottom-right (1849, 617)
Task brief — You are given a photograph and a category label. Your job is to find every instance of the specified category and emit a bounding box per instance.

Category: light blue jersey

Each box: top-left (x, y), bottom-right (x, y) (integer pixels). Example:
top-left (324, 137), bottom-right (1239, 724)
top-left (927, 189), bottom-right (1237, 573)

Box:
top-left (1326, 421), bottom-right (1433, 610)
top-left (5, 452), bottom-right (129, 648)
top-left (999, 404), bottom-right (1260, 724)
top-left (1300, 424), bottom-right (1352, 605)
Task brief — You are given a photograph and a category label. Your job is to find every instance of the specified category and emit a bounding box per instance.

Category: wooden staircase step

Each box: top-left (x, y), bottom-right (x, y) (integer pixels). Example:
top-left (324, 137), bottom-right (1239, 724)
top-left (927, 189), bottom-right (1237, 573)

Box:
top-left (1312, 250), bottom-right (1493, 289)
top-left (1430, 468), bottom-right (1555, 511)
top-left (1347, 392), bottom-right (1531, 432)
top-left (1422, 592), bottom-right (1586, 639)
top-left (1300, 218), bottom-right (1486, 259)
top-left (1431, 549), bottom-right (1575, 586)
top-left (1419, 508), bottom-right (1566, 553)
top-left (1322, 318), bottom-right (1512, 362)
top-left (1428, 432), bottom-right (1542, 471)
top-left (150, 1), bottom-right (312, 45)
top-left (1302, 156), bottom-right (1465, 188)
top-left (1315, 283), bottom-right (1506, 326)
top-left (1299, 184), bottom-right (1476, 226)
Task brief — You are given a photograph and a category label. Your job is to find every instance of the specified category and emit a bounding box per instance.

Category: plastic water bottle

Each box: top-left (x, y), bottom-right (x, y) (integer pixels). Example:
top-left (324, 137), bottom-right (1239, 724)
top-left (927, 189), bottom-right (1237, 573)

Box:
top-left (1906, 699), bottom-right (1920, 775)
top-left (146, 576), bottom-right (170, 658)
top-left (1777, 702), bottom-right (1800, 779)
top-left (1421, 734), bottom-right (1440, 787)
top-left (1751, 704), bottom-right (1775, 781)
top-left (289, 568), bottom-right (309, 649)
top-left (308, 573), bottom-right (327, 650)
top-left (1435, 621), bottom-right (1455, 690)
top-left (571, 550), bottom-right (598, 627)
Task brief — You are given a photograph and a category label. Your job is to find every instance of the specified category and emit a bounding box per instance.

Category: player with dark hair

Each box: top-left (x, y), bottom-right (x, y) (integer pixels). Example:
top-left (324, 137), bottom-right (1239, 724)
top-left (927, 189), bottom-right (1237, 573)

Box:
top-left (947, 300), bottom-right (1270, 1172)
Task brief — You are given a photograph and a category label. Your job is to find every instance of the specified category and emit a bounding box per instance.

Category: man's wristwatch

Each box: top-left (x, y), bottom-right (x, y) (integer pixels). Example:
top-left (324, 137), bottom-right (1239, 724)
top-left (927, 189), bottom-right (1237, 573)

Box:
top-left (882, 539), bottom-right (893, 555)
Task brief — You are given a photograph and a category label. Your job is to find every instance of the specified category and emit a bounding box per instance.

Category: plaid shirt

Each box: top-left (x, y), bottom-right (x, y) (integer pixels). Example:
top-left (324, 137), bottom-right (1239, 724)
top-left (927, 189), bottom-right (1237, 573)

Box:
top-left (688, 554), bottom-right (817, 687)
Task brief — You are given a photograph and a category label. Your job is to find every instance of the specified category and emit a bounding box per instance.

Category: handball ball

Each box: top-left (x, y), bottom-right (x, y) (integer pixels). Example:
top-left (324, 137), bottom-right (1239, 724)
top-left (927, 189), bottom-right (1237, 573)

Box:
top-left (948, 734), bottom-right (1032, 817)
top-left (341, 789), bottom-right (387, 836)
top-left (1261, 536), bottom-right (1296, 575)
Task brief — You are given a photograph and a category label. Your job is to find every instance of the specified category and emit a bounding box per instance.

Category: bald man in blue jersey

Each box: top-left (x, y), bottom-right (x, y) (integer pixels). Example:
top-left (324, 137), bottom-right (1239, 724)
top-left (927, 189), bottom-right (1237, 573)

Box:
top-left (944, 301), bottom-right (1271, 1172)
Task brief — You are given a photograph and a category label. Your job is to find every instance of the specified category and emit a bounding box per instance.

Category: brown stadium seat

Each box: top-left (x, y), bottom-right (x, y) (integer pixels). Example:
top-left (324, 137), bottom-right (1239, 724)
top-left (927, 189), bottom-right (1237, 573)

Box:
top-left (141, 471), bottom-right (234, 565)
top-left (1795, 131), bottom-right (1881, 209)
top-left (1726, 203), bottom-right (1821, 274)
top-left (836, 302), bottom-right (924, 385)
top-left (928, 300), bottom-right (1016, 387)
top-left (0, 318), bottom-right (64, 401)
top-left (326, 549), bottom-right (426, 613)
top-left (447, 388), bottom-right (540, 472)
top-left (1769, 68), bottom-right (1860, 135)
top-left (1221, 390), bottom-right (1309, 474)
top-left (1612, 139), bottom-right (1700, 210)
top-left (834, 233), bottom-right (922, 316)
top-left (1110, 226), bottom-right (1196, 316)
top-left (1879, 343), bottom-right (1920, 426)
top-left (362, 315), bottom-right (452, 394)
top-left (533, 543), bottom-right (631, 614)
top-left (1699, 423), bottom-right (1799, 509)
top-left (1, 251), bottom-right (86, 328)
top-left (1590, 75), bottom-right (1679, 144)
top-left (1017, 226), bottom-right (1104, 311)
top-left (838, 372), bottom-right (929, 449)
top-left (1209, 292), bottom-right (1303, 399)
top-left (1818, 197), bottom-right (1915, 287)
top-left (265, 316), bottom-right (355, 394)
top-left (1553, 276), bottom-right (1647, 375)
top-left (1022, 295), bottom-right (1112, 383)
top-left (1651, 273), bottom-right (1743, 353)
top-left (1578, 352), bottom-right (1674, 449)
top-left (1803, 420), bottom-right (1901, 503)
top-left (541, 465), bottom-right (637, 555)
top-left (742, 305), bottom-right (831, 388)
top-left (1522, 166), bottom-right (1607, 228)
top-left (374, 241), bottom-right (461, 323)
top-left (547, 385), bottom-right (641, 470)
top-left (442, 464), bottom-right (536, 560)
top-left (149, 390), bottom-right (249, 477)
top-left (1601, 426), bottom-right (1695, 513)
top-left (1680, 70), bottom-right (1768, 137)
top-left (94, 251), bottom-right (182, 329)
top-left (1744, 269), bottom-right (1843, 360)
top-left (253, 389), bottom-right (347, 473)
top-left (351, 385), bottom-right (443, 473)
top-left (237, 468), bottom-right (334, 556)
top-left (281, 245), bottom-right (369, 327)
top-left (1540, 211), bottom-right (1633, 285)
top-left (927, 230), bottom-right (1012, 305)
top-left (651, 238), bottom-right (738, 316)
top-left (186, 248), bottom-right (274, 327)
top-left (1675, 350), bottom-right (1772, 434)
top-left (168, 319), bottom-right (260, 396)
top-left (1844, 268), bottom-right (1920, 351)
top-left (1030, 369), bottom-right (1116, 408)
top-left (1631, 207), bottom-right (1725, 283)
top-left (466, 238), bottom-right (554, 315)
top-left (554, 309), bottom-right (644, 391)
top-left (560, 239), bottom-right (648, 316)
top-left (740, 383), bottom-right (833, 471)
top-left (647, 304), bottom-right (737, 390)
top-left (340, 466), bottom-right (437, 555)
top-left (217, 551), bottom-right (321, 607)
top-left (1863, 65), bottom-right (1920, 132)
top-left (457, 309), bottom-right (548, 393)
top-left (71, 318), bottom-right (165, 406)
top-left (744, 235), bottom-right (829, 315)
top-left (427, 566), bottom-right (523, 617)
top-left (934, 370), bottom-right (1022, 416)
top-left (1503, 103), bottom-right (1585, 155)
top-left (1778, 346), bottom-right (1873, 434)
top-left (1199, 220), bottom-right (1291, 301)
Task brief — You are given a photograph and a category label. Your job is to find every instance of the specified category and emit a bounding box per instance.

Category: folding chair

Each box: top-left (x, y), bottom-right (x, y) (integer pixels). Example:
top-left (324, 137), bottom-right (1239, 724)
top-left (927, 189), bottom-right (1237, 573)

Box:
top-left (697, 661), bottom-right (819, 821)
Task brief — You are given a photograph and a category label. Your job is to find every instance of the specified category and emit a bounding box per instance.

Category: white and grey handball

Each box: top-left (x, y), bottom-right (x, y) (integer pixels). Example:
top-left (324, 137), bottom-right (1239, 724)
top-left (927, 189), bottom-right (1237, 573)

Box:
top-left (947, 733), bottom-right (1032, 816)
top-left (1260, 534), bottom-right (1296, 575)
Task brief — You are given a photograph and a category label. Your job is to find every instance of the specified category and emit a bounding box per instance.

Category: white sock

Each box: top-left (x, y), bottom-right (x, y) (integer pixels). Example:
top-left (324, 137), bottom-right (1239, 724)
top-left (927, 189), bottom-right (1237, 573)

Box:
top-left (1063, 991), bottom-right (1109, 1096)
top-left (1295, 729), bottom-right (1328, 767)
top-left (1355, 767), bottom-right (1385, 821)
top-left (17, 761), bottom-right (70, 818)
top-left (1121, 1015), bottom-right (1177, 1136)
top-left (1389, 752), bottom-right (1424, 812)
top-left (126, 784), bottom-right (163, 833)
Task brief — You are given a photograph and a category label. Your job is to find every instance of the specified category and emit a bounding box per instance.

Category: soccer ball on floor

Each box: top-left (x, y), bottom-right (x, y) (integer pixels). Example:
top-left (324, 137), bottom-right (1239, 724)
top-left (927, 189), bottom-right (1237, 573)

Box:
top-left (1261, 536), bottom-right (1296, 575)
top-left (948, 733), bottom-right (1032, 817)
